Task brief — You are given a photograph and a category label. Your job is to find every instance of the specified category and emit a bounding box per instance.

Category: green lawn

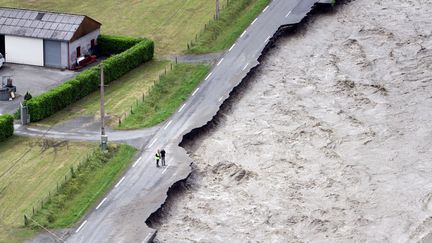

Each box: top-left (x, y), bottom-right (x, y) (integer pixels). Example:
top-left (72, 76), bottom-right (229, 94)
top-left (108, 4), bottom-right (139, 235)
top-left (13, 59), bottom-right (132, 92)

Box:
top-left (0, 0), bottom-right (221, 55)
top-left (120, 63), bottom-right (210, 129)
top-left (30, 144), bottom-right (136, 228)
top-left (0, 136), bottom-right (96, 242)
top-left (36, 60), bottom-right (170, 127)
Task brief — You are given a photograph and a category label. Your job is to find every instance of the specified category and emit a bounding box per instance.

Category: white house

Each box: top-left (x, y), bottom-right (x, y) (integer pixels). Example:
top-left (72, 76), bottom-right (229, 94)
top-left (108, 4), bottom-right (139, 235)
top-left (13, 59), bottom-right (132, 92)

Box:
top-left (0, 7), bottom-right (101, 69)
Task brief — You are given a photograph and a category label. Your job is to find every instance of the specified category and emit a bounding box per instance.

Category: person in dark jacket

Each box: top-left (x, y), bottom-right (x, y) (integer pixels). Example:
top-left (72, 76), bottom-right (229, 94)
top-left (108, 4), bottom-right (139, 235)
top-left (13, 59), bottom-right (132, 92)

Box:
top-left (160, 149), bottom-right (166, 166)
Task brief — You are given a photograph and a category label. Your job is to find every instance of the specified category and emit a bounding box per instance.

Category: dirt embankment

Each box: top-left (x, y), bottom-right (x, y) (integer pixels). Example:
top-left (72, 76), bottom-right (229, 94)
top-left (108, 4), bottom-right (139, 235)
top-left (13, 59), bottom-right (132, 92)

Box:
top-left (152, 0), bottom-right (432, 242)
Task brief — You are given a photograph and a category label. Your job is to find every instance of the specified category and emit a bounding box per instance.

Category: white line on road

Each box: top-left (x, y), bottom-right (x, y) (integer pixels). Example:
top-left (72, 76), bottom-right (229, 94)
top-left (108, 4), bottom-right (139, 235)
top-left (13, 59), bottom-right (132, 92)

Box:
top-left (240, 30), bottom-right (247, 38)
top-left (264, 36), bottom-right (271, 43)
top-left (96, 198), bottom-right (108, 210)
top-left (132, 158), bottom-right (140, 168)
top-left (263, 6), bottom-right (269, 12)
top-left (76, 220), bottom-right (87, 233)
top-left (115, 176), bottom-right (126, 188)
top-left (148, 138), bottom-right (158, 148)
top-left (192, 88), bottom-right (199, 96)
top-left (142, 233), bottom-right (152, 243)
top-left (178, 103), bottom-right (187, 113)
top-left (285, 10), bottom-right (292, 18)
top-left (205, 72), bottom-right (213, 80)
top-left (217, 58), bottom-right (224, 66)
top-left (251, 18), bottom-right (258, 25)
top-left (229, 43), bottom-right (236, 52)
top-left (218, 96), bottom-right (223, 102)
top-left (242, 63), bottom-right (249, 71)
top-left (162, 165), bottom-right (169, 174)
top-left (164, 120), bottom-right (173, 130)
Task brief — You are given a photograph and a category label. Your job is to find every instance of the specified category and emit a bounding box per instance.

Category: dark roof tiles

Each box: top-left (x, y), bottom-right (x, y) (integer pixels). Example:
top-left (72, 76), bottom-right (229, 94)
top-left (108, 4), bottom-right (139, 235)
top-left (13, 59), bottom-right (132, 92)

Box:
top-left (0, 7), bottom-right (98, 41)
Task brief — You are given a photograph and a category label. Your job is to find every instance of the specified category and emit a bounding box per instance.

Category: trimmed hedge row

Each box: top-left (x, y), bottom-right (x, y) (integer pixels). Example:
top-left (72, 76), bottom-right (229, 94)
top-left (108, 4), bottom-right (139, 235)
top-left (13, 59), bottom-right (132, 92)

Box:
top-left (27, 37), bottom-right (154, 122)
top-left (0, 114), bottom-right (14, 142)
top-left (97, 35), bottom-right (143, 56)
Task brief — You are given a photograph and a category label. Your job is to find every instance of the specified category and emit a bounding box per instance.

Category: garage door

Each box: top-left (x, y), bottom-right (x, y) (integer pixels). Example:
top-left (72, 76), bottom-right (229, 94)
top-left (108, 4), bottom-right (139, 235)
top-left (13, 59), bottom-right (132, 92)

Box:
top-left (44, 40), bottom-right (62, 68)
top-left (5, 36), bottom-right (43, 66)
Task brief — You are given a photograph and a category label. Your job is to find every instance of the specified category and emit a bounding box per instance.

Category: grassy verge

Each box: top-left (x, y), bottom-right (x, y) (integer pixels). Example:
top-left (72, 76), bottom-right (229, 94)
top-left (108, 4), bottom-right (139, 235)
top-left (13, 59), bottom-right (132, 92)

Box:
top-left (30, 144), bottom-right (136, 228)
top-left (35, 60), bottom-right (169, 127)
top-left (0, 136), bottom-right (96, 242)
top-left (187, 0), bottom-right (270, 54)
top-left (119, 63), bottom-right (210, 129)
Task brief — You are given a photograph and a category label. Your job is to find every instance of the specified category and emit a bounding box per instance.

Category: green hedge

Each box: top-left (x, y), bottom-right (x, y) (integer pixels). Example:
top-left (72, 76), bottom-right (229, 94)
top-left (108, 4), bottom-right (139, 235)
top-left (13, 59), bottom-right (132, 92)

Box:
top-left (27, 37), bottom-right (154, 122)
top-left (97, 35), bottom-right (143, 56)
top-left (0, 114), bottom-right (14, 142)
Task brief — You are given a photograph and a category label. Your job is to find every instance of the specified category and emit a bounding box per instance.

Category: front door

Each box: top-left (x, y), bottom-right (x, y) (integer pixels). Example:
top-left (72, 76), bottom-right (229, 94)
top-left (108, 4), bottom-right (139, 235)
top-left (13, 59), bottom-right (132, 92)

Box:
top-left (44, 40), bottom-right (62, 68)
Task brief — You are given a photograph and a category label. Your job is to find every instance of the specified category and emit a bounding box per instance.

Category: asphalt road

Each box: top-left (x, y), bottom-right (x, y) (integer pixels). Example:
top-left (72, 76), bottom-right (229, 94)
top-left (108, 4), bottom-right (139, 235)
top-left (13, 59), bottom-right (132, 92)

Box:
top-left (64, 0), bottom-right (325, 242)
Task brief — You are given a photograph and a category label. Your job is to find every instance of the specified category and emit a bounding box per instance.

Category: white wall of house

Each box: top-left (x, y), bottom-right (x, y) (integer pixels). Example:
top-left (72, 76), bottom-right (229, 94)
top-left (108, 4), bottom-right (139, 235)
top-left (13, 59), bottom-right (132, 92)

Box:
top-left (5, 36), bottom-right (44, 66)
top-left (69, 29), bottom-right (100, 67)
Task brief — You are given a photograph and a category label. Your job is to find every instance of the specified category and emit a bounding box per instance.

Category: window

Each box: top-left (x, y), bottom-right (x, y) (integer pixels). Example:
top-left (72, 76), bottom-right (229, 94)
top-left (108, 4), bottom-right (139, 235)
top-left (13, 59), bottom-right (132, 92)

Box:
top-left (90, 39), bottom-right (95, 48)
top-left (76, 46), bottom-right (81, 57)
top-left (35, 13), bottom-right (45, 20)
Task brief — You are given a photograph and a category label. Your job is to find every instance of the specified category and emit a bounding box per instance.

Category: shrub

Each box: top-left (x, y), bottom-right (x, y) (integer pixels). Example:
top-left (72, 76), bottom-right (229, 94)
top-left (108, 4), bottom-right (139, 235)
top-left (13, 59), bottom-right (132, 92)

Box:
top-left (24, 92), bottom-right (32, 101)
top-left (26, 37), bottom-right (154, 122)
top-left (97, 35), bottom-right (143, 56)
top-left (102, 39), bottom-right (154, 82)
top-left (0, 114), bottom-right (14, 142)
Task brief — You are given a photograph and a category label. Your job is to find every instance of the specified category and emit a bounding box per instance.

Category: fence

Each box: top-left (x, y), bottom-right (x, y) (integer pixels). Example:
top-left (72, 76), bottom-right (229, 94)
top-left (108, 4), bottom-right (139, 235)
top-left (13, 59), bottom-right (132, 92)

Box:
top-left (23, 148), bottom-right (99, 227)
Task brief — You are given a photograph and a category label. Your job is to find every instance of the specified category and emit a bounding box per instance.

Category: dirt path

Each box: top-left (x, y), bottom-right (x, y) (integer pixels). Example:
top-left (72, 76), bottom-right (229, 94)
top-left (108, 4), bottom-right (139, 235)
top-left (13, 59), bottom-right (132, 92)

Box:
top-left (152, 0), bottom-right (432, 242)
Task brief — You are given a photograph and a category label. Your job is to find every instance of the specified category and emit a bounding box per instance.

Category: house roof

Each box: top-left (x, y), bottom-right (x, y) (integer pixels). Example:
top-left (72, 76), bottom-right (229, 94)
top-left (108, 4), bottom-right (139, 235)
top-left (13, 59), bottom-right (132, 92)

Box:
top-left (0, 7), bottom-right (101, 42)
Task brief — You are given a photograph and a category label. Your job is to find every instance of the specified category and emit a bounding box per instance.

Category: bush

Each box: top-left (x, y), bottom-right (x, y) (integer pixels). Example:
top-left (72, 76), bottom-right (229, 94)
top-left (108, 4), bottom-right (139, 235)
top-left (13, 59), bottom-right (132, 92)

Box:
top-left (24, 92), bottom-right (32, 101)
top-left (97, 35), bottom-right (143, 56)
top-left (102, 39), bottom-right (154, 82)
top-left (27, 37), bottom-right (154, 122)
top-left (0, 114), bottom-right (14, 142)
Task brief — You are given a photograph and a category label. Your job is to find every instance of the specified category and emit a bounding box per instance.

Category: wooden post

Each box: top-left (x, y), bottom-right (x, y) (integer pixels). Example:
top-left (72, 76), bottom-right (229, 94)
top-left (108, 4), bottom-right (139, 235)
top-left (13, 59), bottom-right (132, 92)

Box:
top-left (216, 0), bottom-right (220, 20)
top-left (100, 64), bottom-right (108, 151)
top-left (100, 64), bottom-right (105, 136)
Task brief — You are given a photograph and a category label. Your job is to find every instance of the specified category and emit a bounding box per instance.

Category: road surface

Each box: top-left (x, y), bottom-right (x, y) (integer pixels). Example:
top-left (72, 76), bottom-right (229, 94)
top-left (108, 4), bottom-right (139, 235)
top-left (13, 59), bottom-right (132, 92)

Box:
top-left (57, 0), bottom-right (327, 242)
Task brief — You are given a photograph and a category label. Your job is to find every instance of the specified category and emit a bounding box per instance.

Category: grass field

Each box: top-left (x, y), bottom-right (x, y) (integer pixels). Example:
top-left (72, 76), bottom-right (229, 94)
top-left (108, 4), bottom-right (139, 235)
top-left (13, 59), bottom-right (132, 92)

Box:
top-left (120, 63), bottom-right (210, 129)
top-left (36, 60), bottom-right (170, 127)
top-left (31, 144), bottom-right (136, 228)
top-left (0, 136), bottom-right (96, 242)
top-left (0, 0), bottom-right (220, 55)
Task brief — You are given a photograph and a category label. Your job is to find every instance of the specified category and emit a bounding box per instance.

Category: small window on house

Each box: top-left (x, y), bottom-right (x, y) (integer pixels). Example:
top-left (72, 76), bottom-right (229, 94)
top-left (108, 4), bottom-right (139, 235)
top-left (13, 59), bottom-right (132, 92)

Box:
top-left (90, 39), bottom-right (95, 48)
top-left (76, 46), bottom-right (81, 57)
top-left (35, 13), bottom-right (45, 20)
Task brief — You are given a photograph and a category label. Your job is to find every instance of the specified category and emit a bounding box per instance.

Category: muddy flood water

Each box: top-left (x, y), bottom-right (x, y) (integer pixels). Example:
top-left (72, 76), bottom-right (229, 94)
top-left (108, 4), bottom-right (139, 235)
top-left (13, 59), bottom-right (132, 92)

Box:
top-left (152, 0), bottom-right (432, 242)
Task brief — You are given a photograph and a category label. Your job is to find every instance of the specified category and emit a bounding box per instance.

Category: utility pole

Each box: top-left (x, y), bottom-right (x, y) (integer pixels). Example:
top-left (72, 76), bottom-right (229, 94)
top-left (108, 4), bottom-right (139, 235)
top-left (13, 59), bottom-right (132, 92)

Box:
top-left (100, 64), bottom-right (108, 151)
top-left (216, 0), bottom-right (220, 20)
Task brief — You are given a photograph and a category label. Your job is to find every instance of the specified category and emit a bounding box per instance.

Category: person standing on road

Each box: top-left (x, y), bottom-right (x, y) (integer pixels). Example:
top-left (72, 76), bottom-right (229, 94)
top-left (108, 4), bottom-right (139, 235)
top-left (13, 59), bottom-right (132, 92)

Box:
top-left (155, 150), bottom-right (161, 167)
top-left (160, 149), bottom-right (166, 166)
